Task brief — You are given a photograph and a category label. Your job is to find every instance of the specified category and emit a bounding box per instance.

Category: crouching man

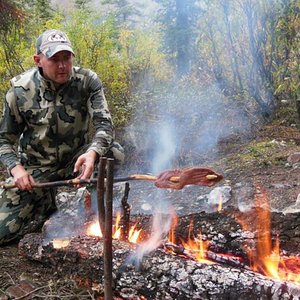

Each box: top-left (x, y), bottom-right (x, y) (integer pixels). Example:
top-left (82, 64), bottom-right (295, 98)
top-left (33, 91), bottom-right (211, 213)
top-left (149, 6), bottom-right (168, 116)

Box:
top-left (0, 29), bottom-right (124, 245)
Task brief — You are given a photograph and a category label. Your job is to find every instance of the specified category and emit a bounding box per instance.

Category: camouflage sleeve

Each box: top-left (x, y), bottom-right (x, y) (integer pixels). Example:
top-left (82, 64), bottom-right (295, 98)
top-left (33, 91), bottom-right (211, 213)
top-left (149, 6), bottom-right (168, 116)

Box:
top-left (0, 86), bottom-right (24, 171)
top-left (86, 71), bottom-right (115, 157)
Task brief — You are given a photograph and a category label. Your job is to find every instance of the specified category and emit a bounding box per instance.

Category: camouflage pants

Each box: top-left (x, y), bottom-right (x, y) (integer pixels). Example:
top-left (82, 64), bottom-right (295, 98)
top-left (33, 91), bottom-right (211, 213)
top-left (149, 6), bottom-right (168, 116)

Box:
top-left (0, 142), bottom-right (124, 245)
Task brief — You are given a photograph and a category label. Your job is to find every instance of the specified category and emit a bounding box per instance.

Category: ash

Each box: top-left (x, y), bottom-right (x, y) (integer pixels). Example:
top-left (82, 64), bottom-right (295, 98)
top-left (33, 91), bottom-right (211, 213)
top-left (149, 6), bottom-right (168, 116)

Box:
top-left (19, 233), bottom-right (300, 300)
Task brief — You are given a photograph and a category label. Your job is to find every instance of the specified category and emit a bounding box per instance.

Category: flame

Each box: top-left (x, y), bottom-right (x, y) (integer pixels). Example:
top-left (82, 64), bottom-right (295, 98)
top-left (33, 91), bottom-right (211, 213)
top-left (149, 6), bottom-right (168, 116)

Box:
top-left (237, 183), bottom-right (300, 283)
top-left (164, 185), bottom-right (300, 283)
top-left (86, 212), bottom-right (141, 244)
top-left (56, 183), bottom-right (300, 285)
top-left (113, 213), bottom-right (122, 239)
top-left (128, 224), bottom-right (142, 244)
top-left (168, 214), bottom-right (178, 244)
top-left (217, 195), bottom-right (223, 212)
top-left (181, 231), bottom-right (213, 264)
top-left (166, 218), bottom-right (213, 264)
top-left (86, 221), bottom-right (102, 237)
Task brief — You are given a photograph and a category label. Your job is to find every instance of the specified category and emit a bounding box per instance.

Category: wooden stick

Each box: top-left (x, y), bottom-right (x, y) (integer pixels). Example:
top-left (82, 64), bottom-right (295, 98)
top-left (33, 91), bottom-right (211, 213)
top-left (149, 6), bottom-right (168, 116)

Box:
top-left (97, 158), bottom-right (106, 238)
top-left (104, 158), bottom-right (114, 300)
top-left (0, 175), bottom-right (178, 189)
top-left (0, 174), bottom-right (219, 190)
top-left (121, 182), bottom-right (131, 241)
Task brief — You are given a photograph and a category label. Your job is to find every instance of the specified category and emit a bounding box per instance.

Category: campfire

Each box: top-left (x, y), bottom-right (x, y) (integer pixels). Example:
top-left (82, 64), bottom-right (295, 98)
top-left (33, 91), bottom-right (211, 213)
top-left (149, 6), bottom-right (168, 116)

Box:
top-left (85, 213), bottom-right (142, 244)
top-left (18, 161), bottom-right (300, 299)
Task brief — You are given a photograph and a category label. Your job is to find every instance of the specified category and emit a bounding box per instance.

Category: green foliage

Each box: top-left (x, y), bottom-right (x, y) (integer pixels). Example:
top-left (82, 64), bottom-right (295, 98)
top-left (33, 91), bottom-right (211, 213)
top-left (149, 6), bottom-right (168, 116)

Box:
top-left (101, 0), bottom-right (141, 27)
top-left (0, 1), bottom-right (60, 105)
top-left (62, 9), bottom-right (171, 127)
top-left (273, 0), bottom-right (300, 102)
top-left (0, 3), bottom-right (171, 127)
top-left (226, 139), bottom-right (290, 168)
top-left (0, 0), bottom-right (298, 127)
top-left (154, 0), bottom-right (201, 76)
top-left (75, 0), bottom-right (92, 10)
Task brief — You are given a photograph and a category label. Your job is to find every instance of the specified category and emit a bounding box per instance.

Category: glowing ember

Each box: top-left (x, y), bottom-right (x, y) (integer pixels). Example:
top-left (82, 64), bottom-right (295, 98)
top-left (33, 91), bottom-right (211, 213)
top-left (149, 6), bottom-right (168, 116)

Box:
top-left (52, 239), bottom-right (70, 249)
top-left (86, 222), bottom-right (103, 237)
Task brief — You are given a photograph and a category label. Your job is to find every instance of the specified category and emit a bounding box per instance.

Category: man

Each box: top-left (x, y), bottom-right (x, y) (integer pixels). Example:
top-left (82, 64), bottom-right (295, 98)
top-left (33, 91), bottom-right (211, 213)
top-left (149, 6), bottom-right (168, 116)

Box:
top-left (0, 29), bottom-right (124, 244)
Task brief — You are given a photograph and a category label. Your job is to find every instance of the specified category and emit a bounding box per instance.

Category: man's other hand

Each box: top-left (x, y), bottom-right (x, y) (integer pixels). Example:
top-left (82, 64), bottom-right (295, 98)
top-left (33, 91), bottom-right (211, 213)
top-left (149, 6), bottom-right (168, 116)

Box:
top-left (73, 150), bottom-right (98, 180)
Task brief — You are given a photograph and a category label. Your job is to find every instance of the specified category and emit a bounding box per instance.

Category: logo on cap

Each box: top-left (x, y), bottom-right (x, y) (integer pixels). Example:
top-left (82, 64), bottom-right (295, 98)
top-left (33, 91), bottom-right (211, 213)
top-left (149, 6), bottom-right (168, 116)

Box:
top-left (36, 29), bottom-right (74, 58)
top-left (48, 33), bottom-right (68, 43)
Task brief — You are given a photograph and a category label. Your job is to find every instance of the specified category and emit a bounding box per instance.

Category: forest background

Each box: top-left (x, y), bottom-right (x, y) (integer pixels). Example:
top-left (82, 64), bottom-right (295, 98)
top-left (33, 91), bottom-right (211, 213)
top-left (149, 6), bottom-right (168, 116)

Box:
top-left (0, 0), bottom-right (299, 172)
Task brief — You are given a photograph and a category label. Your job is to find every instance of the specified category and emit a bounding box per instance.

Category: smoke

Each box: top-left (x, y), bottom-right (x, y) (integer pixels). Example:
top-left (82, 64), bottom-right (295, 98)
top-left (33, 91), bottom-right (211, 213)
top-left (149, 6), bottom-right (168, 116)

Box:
top-left (150, 121), bottom-right (176, 174)
top-left (122, 80), bottom-right (252, 265)
top-left (126, 199), bottom-right (175, 269)
top-left (125, 83), bottom-right (250, 170)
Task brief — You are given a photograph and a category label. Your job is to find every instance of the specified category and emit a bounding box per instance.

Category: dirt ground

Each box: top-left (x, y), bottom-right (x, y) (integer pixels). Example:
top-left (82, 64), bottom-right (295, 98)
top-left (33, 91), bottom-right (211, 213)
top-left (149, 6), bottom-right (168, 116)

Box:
top-left (1, 122), bottom-right (300, 299)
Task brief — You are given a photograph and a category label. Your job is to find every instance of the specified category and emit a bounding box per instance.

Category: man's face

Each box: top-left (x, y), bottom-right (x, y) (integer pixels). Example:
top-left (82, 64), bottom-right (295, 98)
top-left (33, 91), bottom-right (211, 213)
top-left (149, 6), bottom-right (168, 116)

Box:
top-left (34, 51), bottom-right (73, 86)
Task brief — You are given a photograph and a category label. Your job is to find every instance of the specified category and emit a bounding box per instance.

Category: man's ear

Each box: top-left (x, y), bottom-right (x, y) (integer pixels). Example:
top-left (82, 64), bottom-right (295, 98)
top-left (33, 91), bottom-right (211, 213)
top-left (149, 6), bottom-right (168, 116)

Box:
top-left (33, 54), bottom-right (41, 66)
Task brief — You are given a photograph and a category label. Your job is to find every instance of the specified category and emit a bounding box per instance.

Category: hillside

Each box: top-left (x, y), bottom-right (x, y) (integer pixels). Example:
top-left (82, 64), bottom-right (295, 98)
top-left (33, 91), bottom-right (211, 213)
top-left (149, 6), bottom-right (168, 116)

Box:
top-left (1, 118), bottom-right (300, 299)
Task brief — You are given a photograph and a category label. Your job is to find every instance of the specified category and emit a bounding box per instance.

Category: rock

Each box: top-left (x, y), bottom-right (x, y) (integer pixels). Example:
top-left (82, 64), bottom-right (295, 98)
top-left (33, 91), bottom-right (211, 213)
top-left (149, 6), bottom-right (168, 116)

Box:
top-left (208, 185), bottom-right (232, 205)
top-left (287, 152), bottom-right (300, 166)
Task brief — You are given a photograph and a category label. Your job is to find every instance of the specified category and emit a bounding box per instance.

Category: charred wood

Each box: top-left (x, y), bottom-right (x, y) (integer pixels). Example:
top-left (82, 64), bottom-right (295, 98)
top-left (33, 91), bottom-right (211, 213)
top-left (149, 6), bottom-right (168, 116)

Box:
top-left (130, 206), bottom-right (300, 256)
top-left (121, 182), bottom-right (131, 241)
top-left (19, 233), bottom-right (300, 300)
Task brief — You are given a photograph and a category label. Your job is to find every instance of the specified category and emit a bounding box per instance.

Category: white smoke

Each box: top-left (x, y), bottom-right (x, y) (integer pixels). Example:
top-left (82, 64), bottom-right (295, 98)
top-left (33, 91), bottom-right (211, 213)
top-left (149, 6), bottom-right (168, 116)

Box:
top-left (127, 201), bottom-right (175, 269)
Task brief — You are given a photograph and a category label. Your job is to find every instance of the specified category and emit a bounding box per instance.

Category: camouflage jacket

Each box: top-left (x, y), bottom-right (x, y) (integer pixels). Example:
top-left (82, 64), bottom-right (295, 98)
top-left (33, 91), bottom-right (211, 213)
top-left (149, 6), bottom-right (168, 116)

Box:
top-left (0, 67), bottom-right (114, 172)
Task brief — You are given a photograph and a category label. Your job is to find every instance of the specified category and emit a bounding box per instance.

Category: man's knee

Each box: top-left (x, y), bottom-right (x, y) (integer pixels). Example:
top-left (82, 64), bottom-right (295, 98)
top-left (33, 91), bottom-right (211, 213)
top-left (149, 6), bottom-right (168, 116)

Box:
top-left (0, 216), bottom-right (21, 245)
top-left (0, 187), bottom-right (55, 245)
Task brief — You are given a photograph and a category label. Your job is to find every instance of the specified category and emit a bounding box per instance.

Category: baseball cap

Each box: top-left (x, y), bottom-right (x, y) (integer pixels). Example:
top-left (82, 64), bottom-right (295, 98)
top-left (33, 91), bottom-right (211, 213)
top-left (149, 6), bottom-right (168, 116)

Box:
top-left (36, 29), bottom-right (74, 58)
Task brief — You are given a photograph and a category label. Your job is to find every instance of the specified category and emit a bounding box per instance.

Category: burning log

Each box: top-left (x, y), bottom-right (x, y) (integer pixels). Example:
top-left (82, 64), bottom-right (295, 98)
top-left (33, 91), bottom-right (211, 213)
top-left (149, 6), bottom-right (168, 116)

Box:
top-left (18, 178), bottom-right (300, 299)
top-left (18, 233), bottom-right (300, 299)
top-left (129, 206), bottom-right (300, 256)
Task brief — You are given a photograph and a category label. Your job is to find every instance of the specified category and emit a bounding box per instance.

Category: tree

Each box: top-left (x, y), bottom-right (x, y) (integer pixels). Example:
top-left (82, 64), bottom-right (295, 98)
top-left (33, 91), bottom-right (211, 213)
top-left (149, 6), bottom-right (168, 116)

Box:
top-left (155, 0), bottom-right (202, 77)
top-left (0, 0), bottom-right (25, 97)
top-left (191, 0), bottom-right (297, 119)
top-left (0, 0), bottom-right (56, 102)
top-left (101, 0), bottom-right (142, 28)
top-left (272, 0), bottom-right (300, 122)
top-left (75, 0), bottom-right (91, 10)
top-left (0, 0), bottom-right (24, 31)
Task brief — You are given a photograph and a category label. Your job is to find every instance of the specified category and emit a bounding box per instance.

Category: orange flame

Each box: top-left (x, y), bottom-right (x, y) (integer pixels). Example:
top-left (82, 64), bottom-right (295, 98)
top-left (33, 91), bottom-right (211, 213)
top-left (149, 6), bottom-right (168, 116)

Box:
top-left (181, 231), bottom-right (213, 264)
top-left (86, 185), bottom-right (300, 284)
top-left (217, 195), bottom-right (223, 212)
top-left (86, 222), bottom-right (102, 237)
top-left (86, 212), bottom-right (141, 244)
top-left (128, 224), bottom-right (142, 244)
top-left (166, 218), bottom-right (213, 264)
top-left (237, 183), bottom-right (300, 283)
top-left (113, 213), bottom-right (122, 239)
top-left (168, 214), bottom-right (178, 244)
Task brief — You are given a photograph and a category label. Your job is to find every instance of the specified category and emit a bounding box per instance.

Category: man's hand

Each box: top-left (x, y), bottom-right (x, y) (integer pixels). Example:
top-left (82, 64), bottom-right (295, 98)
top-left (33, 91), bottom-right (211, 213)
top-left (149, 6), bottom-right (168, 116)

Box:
top-left (73, 150), bottom-right (98, 180)
top-left (10, 164), bottom-right (35, 190)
